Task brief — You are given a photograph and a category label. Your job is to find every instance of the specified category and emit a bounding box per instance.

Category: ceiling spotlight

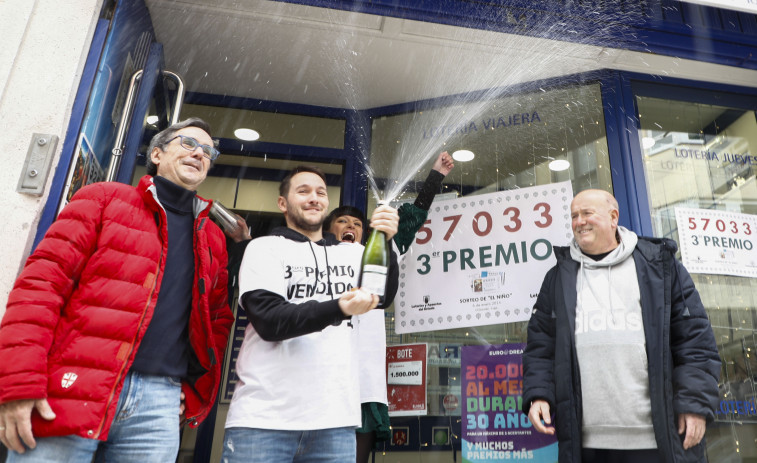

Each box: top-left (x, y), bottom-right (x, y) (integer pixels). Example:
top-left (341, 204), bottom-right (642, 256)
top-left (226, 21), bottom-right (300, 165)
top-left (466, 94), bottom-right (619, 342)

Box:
top-left (641, 137), bottom-right (656, 150)
top-left (452, 150), bottom-right (474, 162)
top-left (549, 159), bottom-right (571, 172)
top-left (234, 128), bottom-right (260, 141)
top-left (146, 115), bottom-right (159, 125)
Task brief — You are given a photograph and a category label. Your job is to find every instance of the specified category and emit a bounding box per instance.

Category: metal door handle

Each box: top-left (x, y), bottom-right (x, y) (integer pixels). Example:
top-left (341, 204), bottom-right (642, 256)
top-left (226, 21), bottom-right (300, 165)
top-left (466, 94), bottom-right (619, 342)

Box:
top-left (106, 69), bottom-right (185, 182)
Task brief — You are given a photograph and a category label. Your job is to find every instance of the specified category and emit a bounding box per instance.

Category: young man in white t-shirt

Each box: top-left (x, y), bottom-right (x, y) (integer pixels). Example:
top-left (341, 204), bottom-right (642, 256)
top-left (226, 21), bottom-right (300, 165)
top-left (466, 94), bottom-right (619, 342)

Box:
top-left (221, 166), bottom-right (400, 463)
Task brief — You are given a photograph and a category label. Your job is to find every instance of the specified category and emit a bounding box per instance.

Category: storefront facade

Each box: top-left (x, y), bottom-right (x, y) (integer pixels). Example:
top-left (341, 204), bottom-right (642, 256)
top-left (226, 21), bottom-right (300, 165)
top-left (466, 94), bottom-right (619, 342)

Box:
top-left (1, 0), bottom-right (756, 461)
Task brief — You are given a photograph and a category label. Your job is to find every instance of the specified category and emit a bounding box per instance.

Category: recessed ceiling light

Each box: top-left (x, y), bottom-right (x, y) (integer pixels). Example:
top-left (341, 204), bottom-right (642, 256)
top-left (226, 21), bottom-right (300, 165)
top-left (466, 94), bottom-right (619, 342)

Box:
top-left (549, 159), bottom-right (571, 172)
top-left (146, 115), bottom-right (159, 125)
top-left (234, 128), bottom-right (260, 141)
top-left (452, 150), bottom-right (474, 162)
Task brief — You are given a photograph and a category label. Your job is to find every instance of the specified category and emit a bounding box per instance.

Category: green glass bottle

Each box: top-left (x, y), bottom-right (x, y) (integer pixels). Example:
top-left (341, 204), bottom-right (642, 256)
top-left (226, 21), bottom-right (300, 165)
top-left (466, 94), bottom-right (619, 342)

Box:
top-left (358, 226), bottom-right (390, 304)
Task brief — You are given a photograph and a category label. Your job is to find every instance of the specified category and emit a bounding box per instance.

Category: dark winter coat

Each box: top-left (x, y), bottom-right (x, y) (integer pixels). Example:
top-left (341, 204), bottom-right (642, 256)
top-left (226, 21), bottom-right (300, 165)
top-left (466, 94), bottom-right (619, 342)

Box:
top-left (522, 237), bottom-right (720, 463)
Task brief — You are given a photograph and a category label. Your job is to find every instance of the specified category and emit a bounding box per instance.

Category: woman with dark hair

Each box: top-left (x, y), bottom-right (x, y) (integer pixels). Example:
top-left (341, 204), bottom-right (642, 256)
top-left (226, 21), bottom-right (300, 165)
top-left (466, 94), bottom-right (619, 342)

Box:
top-left (324, 206), bottom-right (366, 244)
top-left (326, 152), bottom-right (454, 463)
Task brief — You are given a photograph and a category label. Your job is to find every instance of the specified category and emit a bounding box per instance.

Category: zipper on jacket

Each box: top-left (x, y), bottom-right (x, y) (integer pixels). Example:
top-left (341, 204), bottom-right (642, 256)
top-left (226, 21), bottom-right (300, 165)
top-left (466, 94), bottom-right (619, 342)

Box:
top-left (94, 216), bottom-right (167, 439)
top-left (182, 214), bottom-right (216, 427)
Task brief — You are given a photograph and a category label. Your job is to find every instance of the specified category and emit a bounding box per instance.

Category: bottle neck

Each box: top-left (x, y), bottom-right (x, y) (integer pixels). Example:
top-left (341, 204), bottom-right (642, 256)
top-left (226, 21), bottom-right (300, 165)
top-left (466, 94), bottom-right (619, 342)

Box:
top-left (370, 228), bottom-right (387, 240)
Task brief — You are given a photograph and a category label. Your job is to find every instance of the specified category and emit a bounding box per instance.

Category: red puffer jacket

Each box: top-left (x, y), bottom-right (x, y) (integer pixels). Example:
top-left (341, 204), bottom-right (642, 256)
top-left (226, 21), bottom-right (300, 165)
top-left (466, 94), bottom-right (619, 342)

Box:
top-left (0, 176), bottom-right (234, 440)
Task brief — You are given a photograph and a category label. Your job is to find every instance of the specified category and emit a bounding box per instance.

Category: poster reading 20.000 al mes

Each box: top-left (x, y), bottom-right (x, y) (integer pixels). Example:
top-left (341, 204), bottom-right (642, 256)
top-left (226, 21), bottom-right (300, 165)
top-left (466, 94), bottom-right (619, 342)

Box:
top-left (396, 182), bottom-right (573, 334)
top-left (462, 344), bottom-right (557, 462)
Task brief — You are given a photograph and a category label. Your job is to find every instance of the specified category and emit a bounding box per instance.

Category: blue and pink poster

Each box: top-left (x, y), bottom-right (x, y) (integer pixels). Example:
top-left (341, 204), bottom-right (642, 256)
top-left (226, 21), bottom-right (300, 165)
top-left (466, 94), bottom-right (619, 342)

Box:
top-left (461, 343), bottom-right (557, 462)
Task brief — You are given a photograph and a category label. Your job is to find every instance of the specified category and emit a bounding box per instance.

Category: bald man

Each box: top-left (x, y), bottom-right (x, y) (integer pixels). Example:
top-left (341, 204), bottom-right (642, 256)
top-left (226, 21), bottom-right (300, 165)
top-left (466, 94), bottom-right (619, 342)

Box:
top-left (522, 189), bottom-right (720, 463)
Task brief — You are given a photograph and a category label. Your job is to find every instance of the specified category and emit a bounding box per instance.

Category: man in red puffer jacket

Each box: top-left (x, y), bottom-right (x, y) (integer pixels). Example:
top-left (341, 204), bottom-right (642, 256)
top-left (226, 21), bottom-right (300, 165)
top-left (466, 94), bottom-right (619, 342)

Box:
top-left (0, 117), bottom-right (234, 463)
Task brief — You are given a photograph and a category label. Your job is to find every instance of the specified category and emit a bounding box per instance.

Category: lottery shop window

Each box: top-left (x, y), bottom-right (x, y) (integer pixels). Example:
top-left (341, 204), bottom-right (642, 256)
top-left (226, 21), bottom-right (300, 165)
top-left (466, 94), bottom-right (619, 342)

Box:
top-left (369, 82), bottom-right (613, 210)
top-left (637, 92), bottom-right (757, 461)
top-left (377, 82), bottom-right (615, 420)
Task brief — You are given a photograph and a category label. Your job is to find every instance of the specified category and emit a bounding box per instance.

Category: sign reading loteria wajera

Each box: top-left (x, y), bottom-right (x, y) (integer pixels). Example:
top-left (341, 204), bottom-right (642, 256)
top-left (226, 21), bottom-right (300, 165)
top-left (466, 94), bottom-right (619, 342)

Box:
top-left (395, 181), bottom-right (573, 334)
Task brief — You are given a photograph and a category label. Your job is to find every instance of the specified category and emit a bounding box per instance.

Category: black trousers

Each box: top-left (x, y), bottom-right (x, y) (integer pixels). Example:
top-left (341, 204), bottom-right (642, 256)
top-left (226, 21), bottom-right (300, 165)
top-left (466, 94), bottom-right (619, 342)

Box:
top-left (582, 448), bottom-right (664, 463)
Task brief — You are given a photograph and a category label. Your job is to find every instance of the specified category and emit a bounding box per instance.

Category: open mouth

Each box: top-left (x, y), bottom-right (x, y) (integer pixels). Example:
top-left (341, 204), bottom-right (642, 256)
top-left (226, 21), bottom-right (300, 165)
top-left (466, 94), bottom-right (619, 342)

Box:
top-left (341, 231), bottom-right (356, 243)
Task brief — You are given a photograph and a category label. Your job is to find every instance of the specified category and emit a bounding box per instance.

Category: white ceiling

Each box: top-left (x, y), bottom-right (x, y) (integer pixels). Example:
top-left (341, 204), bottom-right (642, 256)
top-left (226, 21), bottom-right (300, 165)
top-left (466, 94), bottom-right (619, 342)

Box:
top-left (144, 0), bottom-right (757, 197)
top-left (146, 0), bottom-right (757, 110)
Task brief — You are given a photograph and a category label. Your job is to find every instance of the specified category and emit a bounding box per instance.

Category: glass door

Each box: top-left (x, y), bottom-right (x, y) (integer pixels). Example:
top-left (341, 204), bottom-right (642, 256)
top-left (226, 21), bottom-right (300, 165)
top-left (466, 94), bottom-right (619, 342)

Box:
top-left (365, 81), bottom-right (614, 461)
top-left (57, 0), bottom-right (183, 208)
top-left (634, 82), bottom-right (757, 462)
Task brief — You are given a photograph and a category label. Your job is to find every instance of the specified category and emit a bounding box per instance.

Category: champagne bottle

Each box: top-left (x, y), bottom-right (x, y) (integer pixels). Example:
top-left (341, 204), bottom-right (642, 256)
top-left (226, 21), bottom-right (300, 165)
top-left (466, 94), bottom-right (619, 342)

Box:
top-left (358, 224), bottom-right (390, 304)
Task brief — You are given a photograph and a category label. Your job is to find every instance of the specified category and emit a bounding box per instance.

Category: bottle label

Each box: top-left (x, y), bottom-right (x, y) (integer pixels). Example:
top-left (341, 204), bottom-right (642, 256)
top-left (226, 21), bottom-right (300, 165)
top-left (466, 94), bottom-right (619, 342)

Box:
top-left (361, 265), bottom-right (388, 296)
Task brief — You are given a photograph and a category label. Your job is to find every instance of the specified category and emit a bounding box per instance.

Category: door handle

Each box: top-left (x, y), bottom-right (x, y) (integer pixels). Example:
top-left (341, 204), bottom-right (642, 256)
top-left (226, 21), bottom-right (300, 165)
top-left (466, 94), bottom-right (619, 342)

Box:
top-left (106, 69), bottom-right (185, 182)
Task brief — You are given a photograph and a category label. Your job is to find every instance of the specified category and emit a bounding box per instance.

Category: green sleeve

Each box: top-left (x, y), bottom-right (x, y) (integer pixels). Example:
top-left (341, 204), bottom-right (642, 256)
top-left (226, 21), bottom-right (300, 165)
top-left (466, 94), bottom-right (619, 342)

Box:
top-left (394, 203), bottom-right (429, 255)
top-left (392, 169), bottom-right (445, 254)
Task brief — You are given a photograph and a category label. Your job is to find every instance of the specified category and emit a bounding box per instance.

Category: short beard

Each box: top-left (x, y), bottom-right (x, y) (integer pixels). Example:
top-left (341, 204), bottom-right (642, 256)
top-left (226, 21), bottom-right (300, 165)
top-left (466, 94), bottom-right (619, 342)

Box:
top-left (290, 214), bottom-right (323, 233)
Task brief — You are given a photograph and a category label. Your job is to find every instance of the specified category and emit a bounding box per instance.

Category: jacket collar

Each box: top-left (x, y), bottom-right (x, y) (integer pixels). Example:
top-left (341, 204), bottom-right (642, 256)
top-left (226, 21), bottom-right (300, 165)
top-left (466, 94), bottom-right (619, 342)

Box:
top-left (555, 232), bottom-right (677, 265)
top-left (137, 175), bottom-right (211, 218)
top-left (634, 236), bottom-right (677, 262)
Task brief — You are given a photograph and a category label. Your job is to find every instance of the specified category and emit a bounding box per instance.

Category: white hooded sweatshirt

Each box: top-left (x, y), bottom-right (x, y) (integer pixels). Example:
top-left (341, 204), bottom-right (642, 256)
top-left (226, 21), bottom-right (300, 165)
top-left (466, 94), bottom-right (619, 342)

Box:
top-left (570, 226), bottom-right (657, 450)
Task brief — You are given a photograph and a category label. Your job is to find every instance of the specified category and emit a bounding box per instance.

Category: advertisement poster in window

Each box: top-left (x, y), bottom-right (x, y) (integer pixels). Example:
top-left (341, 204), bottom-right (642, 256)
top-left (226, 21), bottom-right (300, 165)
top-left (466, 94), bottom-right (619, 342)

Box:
top-left (675, 207), bottom-right (757, 278)
top-left (58, 133), bottom-right (104, 215)
top-left (396, 182), bottom-right (573, 334)
top-left (461, 344), bottom-right (557, 462)
top-left (387, 343), bottom-right (427, 417)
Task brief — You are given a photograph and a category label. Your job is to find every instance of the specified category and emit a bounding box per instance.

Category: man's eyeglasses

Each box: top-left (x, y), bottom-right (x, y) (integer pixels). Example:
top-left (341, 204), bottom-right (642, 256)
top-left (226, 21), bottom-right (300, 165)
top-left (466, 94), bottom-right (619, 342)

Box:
top-left (167, 135), bottom-right (220, 161)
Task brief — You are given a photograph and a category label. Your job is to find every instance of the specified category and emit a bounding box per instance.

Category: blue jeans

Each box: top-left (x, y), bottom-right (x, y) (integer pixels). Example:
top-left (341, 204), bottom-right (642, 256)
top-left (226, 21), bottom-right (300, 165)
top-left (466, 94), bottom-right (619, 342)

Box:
top-left (221, 427), bottom-right (356, 463)
top-left (6, 371), bottom-right (181, 463)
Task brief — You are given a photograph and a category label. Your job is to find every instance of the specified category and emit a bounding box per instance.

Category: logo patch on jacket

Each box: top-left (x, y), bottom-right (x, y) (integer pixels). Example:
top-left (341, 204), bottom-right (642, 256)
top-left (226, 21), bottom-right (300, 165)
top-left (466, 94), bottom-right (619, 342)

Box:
top-left (61, 372), bottom-right (78, 389)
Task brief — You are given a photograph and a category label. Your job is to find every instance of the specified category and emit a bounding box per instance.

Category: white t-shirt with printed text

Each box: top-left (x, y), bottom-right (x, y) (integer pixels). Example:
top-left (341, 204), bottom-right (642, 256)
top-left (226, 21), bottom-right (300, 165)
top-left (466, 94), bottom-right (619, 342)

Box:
top-left (226, 235), bottom-right (365, 430)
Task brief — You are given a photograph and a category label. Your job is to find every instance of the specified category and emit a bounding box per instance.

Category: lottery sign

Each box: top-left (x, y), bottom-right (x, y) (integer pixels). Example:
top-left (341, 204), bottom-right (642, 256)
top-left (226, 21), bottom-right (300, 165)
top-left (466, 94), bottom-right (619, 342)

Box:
top-left (675, 207), bottom-right (757, 278)
top-left (396, 182), bottom-right (573, 333)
